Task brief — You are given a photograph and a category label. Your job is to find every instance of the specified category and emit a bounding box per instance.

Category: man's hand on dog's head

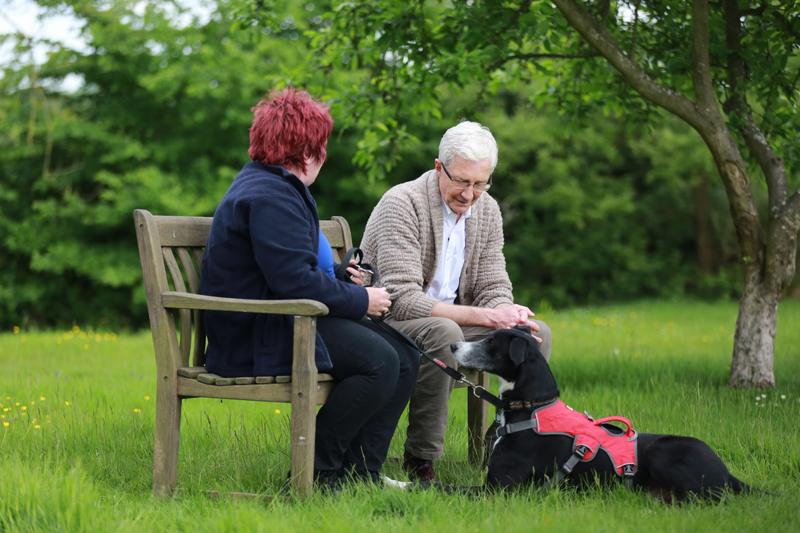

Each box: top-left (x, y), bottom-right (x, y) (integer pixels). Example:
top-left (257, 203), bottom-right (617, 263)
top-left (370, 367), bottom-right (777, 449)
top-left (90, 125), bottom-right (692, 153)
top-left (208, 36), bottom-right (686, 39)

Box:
top-left (488, 304), bottom-right (542, 342)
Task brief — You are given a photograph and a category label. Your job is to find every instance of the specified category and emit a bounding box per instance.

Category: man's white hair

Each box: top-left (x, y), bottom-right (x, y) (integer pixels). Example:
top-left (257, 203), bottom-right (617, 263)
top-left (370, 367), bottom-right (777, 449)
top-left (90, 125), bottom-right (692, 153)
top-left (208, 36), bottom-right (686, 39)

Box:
top-left (438, 121), bottom-right (498, 172)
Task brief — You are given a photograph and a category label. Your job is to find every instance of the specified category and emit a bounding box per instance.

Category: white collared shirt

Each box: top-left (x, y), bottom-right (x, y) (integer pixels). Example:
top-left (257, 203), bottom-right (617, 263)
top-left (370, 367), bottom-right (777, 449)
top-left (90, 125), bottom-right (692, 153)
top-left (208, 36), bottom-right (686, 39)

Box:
top-left (426, 201), bottom-right (471, 304)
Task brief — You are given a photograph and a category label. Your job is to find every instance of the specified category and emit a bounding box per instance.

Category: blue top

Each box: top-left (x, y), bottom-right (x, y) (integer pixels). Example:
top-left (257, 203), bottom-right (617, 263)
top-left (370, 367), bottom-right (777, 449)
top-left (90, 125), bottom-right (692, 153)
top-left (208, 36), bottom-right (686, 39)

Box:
top-left (199, 161), bottom-right (369, 377)
top-left (318, 230), bottom-right (336, 279)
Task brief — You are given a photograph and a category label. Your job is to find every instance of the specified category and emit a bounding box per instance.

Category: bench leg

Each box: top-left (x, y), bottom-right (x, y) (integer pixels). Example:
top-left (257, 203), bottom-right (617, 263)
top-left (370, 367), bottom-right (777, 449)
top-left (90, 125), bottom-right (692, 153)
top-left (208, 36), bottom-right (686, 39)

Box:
top-left (291, 383), bottom-right (317, 498)
top-left (467, 371), bottom-right (490, 465)
top-left (291, 316), bottom-right (317, 498)
top-left (153, 391), bottom-right (182, 497)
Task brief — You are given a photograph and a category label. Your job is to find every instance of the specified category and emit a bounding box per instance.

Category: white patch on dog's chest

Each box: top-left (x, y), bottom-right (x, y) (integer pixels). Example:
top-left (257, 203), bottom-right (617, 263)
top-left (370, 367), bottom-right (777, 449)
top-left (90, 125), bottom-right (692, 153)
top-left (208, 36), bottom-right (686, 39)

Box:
top-left (498, 378), bottom-right (515, 395)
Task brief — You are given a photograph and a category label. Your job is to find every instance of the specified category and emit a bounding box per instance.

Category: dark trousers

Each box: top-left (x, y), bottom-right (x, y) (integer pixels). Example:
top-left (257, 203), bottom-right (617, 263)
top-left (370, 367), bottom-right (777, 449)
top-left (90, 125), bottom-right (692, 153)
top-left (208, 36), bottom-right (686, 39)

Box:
top-left (314, 317), bottom-right (419, 474)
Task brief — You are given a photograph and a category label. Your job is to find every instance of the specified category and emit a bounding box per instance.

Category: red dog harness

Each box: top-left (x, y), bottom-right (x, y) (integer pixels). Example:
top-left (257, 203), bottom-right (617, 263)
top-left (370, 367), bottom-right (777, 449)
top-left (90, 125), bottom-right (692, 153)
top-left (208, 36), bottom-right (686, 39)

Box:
top-left (496, 400), bottom-right (638, 478)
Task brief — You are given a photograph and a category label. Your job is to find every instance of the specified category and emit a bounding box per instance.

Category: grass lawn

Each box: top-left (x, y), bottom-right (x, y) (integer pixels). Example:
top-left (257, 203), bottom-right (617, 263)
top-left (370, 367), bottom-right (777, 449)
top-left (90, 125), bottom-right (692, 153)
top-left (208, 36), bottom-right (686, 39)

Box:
top-left (1, 299), bottom-right (798, 532)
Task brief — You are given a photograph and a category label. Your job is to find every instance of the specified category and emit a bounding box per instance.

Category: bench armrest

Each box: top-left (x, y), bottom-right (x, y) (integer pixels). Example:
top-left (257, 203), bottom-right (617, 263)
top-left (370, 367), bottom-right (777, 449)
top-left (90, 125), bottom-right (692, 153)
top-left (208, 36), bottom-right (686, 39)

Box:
top-left (161, 291), bottom-right (329, 316)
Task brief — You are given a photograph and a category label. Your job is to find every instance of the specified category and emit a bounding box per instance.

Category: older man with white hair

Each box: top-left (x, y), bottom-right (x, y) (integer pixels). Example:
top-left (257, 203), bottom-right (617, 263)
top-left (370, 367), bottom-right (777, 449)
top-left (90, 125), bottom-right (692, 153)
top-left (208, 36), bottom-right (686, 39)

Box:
top-left (360, 121), bottom-right (552, 483)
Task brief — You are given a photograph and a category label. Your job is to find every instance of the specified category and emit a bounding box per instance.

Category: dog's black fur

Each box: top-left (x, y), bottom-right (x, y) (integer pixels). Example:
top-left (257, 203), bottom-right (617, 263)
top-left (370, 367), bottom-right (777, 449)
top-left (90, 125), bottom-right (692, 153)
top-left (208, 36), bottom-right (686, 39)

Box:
top-left (451, 328), bottom-right (750, 502)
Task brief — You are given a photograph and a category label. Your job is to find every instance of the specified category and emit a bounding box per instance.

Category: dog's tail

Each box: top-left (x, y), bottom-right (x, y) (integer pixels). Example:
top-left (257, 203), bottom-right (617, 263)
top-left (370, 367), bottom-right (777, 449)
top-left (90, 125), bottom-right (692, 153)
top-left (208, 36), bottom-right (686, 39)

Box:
top-left (727, 475), bottom-right (774, 497)
top-left (727, 475), bottom-right (749, 494)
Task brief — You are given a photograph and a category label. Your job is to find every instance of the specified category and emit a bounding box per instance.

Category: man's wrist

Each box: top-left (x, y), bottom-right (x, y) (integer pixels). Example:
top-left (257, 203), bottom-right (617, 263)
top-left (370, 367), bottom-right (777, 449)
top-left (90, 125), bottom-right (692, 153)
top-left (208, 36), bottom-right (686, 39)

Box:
top-left (481, 307), bottom-right (497, 328)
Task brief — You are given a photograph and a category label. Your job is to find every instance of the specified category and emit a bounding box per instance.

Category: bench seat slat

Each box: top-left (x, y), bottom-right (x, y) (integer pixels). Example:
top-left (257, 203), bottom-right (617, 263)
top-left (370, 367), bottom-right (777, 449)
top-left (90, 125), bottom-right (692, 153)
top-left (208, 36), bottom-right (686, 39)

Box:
top-left (178, 377), bottom-right (333, 404)
top-left (178, 367), bottom-right (333, 383)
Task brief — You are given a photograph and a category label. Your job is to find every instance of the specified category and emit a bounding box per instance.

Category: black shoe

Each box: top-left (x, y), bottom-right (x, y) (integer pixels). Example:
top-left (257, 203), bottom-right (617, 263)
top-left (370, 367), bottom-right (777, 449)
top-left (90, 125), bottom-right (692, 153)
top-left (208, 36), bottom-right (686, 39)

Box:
top-left (342, 465), bottom-right (383, 486)
top-left (314, 469), bottom-right (344, 493)
top-left (403, 450), bottom-right (437, 485)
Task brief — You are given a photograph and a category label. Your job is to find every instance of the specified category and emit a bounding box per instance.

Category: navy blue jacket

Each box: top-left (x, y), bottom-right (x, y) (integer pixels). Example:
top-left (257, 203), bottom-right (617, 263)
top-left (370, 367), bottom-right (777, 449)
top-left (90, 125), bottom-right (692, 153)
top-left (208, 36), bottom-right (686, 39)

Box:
top-left (199, 162), bottom-right (369, 377)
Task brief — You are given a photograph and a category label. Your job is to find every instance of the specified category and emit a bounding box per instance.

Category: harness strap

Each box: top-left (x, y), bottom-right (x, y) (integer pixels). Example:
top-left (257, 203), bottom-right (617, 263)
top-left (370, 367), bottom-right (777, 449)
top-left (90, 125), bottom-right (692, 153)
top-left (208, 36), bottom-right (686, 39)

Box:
top-left (495, 418), bottom-right (537, 438)
top-left (593, 416), bottom-right (636, 439)
top-left (543, 444), bottom-right (591, 489)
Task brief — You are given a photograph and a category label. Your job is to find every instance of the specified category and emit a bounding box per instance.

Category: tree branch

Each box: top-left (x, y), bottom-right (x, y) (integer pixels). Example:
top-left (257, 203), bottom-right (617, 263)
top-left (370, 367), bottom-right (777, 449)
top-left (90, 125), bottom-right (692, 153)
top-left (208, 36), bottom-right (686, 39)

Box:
top-left (551, 0), bottom-right (700, 127)
top-left (485, 51), bottom-right (599, 74)
top-left (692, 0), bottom-right (716, 108)
top-left (508, 51), bottom-right (600, 61)
top-left (740, 1), bottom-right (767, 16)
top-left (784, 192), bottom-right (800, 231)
top-left (723, 0), bottom-right (788, 210)
top-left (630, 0), bottom-right (640, 60)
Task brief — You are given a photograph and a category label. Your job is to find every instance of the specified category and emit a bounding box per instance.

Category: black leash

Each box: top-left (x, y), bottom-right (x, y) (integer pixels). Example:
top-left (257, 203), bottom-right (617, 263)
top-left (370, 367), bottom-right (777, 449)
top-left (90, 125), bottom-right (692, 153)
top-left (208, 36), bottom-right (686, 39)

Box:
top-left (370, 315), bottom-right (508, 410)
top-left (336, 248), bottom-right (380, 287)
top-left (338, 247), bottom-right (507, 409)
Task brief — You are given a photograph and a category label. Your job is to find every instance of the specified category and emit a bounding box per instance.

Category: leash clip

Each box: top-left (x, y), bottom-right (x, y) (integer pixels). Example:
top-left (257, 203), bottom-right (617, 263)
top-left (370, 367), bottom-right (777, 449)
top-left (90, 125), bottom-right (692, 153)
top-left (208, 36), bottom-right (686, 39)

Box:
top-left (471, 384), bottom-right (488, 399)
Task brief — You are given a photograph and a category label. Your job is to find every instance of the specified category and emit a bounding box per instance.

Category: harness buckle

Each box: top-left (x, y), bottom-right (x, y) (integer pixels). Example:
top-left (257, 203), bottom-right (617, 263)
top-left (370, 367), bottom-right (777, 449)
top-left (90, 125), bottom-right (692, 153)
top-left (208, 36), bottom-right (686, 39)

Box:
top-left (574, 444), bottom-right (590, 459)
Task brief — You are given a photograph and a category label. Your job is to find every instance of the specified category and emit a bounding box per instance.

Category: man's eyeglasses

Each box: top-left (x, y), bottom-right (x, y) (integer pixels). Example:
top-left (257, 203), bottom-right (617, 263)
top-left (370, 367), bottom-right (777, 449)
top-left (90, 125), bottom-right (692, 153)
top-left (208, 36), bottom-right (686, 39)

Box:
top-left (440, 162), bottom-right (492, 192)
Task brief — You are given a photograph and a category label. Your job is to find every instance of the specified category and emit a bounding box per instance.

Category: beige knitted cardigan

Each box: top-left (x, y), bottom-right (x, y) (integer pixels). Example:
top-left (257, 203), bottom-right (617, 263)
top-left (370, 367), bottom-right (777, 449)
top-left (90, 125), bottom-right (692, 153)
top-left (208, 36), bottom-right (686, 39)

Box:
top-left (360, 170), bottom-right (514, 321)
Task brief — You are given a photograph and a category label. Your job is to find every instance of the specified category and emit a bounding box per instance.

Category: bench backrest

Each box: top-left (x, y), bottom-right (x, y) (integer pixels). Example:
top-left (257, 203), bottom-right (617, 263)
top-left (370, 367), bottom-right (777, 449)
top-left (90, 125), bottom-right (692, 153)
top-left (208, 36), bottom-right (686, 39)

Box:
top-left (134, 209), bottom-right (354, 371)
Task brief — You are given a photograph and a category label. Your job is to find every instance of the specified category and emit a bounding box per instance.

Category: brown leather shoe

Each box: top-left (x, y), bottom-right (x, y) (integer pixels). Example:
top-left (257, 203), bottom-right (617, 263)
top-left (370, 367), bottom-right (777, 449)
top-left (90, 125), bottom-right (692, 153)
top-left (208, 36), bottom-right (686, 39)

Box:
top-left (403, 451), bottom-right (437, 484)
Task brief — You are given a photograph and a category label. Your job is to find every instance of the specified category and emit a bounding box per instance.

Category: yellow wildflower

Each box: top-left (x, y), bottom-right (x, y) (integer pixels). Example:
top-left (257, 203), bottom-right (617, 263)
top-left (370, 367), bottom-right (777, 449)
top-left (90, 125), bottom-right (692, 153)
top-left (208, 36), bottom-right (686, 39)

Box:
top-left (133, 408), bottom-right (142, 414)
top-left (2, 421), bottom-right (9, 428)
top-left (34, 424), bottom-right (41, 430)
top-left (39, 396), bottom-right (45, 401)
top-left (144, 395), bottom-right (151, 401)
top-left (274, 409), bottom-right (281, 415)
top-left (64, 401), bottom-right (71, 407)
top-left (15, 402), bottom-right (20, 406)
top-left (12, 325), bottom-right (20, 334)
top-left (21, 405), bottom-right (27, 411)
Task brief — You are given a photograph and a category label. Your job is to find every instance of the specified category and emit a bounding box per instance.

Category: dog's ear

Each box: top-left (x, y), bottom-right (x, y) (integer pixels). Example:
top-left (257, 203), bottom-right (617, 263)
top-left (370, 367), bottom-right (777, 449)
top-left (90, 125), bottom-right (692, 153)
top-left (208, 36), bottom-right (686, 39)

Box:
top-left (509, 336), bottom-right (529, 365)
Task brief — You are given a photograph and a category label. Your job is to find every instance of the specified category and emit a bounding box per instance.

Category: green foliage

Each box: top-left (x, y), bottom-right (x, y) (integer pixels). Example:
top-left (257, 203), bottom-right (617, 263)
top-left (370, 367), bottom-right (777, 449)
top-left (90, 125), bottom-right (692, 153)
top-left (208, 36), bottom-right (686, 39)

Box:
top-left (307, 0), bottom-right (799, 181)
top-left (2, 0), bottom-right (789, 328)
top-left (483, 97), bottom-right (740, 308)
top-left (1, 300), bottom-right (799, 530)
top-left (0, 0), bottom-right (335, 327)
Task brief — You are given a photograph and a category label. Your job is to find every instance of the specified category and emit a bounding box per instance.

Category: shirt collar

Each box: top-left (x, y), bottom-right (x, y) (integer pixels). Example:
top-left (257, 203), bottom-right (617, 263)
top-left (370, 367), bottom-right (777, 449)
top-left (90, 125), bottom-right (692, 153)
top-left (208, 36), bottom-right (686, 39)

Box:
top-left (441, 197), bottom-right (472, 221)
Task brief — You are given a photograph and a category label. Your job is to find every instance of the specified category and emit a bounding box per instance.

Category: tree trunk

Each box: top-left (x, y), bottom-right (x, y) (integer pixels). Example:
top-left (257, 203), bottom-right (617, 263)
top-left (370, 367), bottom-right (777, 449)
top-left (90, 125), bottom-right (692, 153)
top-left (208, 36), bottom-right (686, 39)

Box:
top-left (730, 270), bottom-right (778, 388)
top-left (551, 0), bottom-right (800, 388)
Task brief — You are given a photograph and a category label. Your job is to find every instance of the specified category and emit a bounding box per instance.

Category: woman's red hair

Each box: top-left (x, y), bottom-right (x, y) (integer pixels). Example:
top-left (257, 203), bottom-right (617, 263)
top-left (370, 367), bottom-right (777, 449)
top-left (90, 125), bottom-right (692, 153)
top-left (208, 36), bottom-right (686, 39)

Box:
top-left (248, 88), bottom-right (333, 173)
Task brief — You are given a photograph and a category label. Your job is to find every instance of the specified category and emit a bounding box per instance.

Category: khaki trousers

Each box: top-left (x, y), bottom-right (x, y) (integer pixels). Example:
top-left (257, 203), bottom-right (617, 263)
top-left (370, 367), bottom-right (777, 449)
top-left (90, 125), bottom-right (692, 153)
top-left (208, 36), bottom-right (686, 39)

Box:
top-left (385, 316), bottom-right (552, 461)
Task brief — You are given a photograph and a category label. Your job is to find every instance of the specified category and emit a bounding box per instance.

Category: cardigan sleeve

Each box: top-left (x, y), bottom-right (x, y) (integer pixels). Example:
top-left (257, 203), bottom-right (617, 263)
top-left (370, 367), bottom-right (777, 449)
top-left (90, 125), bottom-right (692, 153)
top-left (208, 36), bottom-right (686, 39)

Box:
top-left (362, 190), bottom-right (440, 320)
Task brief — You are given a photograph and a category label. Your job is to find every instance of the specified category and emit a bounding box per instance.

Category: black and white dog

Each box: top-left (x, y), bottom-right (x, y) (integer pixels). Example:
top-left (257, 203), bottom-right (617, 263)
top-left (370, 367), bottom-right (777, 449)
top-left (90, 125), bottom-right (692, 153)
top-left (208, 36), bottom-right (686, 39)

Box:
top-left (450, 328), bottom-right (751, 501)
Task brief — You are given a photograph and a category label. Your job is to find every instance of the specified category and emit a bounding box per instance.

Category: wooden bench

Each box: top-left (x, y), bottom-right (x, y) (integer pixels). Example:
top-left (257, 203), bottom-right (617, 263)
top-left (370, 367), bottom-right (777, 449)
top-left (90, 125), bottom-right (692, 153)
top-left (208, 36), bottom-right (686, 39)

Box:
top-left (134, 209), bottom-right (489, 498)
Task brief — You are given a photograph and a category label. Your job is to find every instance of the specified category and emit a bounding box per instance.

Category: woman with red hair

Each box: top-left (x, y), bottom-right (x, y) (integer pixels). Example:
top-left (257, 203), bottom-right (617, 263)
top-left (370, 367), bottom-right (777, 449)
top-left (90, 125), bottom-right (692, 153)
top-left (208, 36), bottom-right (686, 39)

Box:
top-left (199, 89), bottom-right (419, 489)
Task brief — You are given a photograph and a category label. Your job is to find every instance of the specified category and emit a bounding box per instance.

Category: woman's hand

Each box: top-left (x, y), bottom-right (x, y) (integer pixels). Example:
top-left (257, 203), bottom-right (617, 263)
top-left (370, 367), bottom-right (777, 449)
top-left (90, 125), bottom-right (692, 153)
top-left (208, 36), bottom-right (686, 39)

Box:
top-left (346, 259), bottom-right (366, 286)
top-left (366, 287), bottom-right (391, 316)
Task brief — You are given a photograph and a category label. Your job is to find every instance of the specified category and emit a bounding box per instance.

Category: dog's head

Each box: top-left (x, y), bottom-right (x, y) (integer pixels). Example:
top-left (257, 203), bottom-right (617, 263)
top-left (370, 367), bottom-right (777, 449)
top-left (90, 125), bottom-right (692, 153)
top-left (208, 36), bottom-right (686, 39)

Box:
top-left (450, 328), bottom-right (558, 401)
